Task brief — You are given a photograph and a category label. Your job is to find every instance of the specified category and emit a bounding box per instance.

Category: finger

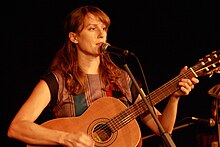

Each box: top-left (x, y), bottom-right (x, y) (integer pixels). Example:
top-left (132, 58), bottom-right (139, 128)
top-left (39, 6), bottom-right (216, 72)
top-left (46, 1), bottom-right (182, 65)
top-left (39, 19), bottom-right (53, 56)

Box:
top-left (78, 137), bottom-right (94, 147)
top-left (180, 86), bottom-right (190, 95)
top-left (179, 79), bottom-right (192, 87)
top-left (191, 77), bottom-right (199, 84)
top-left (179, 79), bottom-right (193, 93)
top-left (180, 66), bottom-right (188, 74)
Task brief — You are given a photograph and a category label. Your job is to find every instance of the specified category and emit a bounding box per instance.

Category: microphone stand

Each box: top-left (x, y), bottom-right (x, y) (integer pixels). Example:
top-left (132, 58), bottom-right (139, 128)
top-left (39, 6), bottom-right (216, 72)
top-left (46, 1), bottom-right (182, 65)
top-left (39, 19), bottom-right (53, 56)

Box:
top-left (208, 84), bottom-right (220, 147)
top-left (123, 63), bottom-right (176, 147)
top-left (215, 98), bottom-right (220, 147)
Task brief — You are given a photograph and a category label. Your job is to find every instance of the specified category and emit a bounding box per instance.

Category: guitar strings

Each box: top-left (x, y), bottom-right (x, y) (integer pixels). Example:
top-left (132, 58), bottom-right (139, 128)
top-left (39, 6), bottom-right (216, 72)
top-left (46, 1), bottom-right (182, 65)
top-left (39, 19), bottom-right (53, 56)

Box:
top-left (87, 64), bottom-right (201, 142)
top-left (90, 52), bottom-right (220, 142)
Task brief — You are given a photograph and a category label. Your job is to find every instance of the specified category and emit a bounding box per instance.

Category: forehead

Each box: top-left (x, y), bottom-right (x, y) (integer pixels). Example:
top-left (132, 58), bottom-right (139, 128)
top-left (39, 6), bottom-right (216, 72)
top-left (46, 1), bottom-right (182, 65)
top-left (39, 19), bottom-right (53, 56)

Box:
top-left (84, 13), bottom-right (103, 25)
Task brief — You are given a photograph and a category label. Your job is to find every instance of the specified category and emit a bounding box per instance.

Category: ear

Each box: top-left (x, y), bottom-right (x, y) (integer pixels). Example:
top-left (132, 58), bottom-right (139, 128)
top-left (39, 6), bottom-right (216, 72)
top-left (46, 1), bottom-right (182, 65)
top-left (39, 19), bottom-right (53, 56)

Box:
top-left (69, 32), bottom-right (78, 43)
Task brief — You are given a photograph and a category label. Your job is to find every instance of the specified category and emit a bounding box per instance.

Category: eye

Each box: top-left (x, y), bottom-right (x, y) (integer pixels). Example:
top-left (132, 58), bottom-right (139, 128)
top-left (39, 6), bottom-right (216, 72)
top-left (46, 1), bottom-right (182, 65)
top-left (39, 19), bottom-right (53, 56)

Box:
top-left (103, 27), bottom-right (107, 31)
top-left (89, 27), bottom-right (95, 31)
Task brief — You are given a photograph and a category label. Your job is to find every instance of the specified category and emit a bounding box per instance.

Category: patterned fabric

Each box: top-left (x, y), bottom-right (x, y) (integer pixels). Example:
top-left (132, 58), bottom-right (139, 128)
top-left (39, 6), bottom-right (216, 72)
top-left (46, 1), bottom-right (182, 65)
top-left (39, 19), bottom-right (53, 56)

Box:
top-left (41, 71), bottom-right (137, 118)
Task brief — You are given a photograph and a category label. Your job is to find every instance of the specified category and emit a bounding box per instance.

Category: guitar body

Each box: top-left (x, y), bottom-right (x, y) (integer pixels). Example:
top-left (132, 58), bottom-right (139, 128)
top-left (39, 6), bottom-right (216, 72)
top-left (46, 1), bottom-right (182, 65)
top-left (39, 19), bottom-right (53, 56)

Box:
top-left (27, 97), bottom-right (142, 147)
top-left (26, 50), bottom-right (220, 147)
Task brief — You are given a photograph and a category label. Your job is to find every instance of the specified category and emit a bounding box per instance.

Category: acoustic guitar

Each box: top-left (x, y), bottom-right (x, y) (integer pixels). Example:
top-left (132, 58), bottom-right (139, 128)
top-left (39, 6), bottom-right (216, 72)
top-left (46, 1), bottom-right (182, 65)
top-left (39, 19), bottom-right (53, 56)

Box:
top-left (27, 50), bottom-right (220, 147)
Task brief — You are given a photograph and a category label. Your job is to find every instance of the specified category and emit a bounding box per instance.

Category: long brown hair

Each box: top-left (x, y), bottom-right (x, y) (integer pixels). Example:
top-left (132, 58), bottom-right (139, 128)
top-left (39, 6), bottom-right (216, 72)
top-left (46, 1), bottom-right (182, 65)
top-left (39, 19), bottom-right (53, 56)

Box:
top-left (49, 5), bottom-right (123, 95)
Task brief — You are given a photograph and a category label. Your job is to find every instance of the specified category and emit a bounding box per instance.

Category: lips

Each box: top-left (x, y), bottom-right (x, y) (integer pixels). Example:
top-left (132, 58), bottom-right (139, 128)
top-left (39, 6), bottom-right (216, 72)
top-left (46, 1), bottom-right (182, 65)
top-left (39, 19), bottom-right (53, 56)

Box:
top-left (96, 42), bottom-right (103, 47)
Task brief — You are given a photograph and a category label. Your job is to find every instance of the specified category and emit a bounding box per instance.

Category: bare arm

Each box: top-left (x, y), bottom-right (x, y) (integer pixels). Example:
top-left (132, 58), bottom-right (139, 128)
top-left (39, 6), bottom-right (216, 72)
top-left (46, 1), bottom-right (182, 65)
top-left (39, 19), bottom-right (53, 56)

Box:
top-left (7, 80), bottom-right (94, 147)
top-left (141, 66), bottom-right (199, 135)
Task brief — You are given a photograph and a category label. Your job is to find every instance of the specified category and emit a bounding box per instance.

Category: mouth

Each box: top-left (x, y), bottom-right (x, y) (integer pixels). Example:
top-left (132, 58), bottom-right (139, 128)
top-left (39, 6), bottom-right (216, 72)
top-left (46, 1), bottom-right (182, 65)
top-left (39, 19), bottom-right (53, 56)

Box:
top-left (96, 42), bottom-right (103, 47)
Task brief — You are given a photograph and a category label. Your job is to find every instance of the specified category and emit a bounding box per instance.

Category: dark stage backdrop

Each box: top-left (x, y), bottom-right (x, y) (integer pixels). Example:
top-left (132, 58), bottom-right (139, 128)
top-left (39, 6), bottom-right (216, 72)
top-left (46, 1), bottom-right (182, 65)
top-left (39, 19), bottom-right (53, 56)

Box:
top-left (1, 0), bottom-right (220, 146)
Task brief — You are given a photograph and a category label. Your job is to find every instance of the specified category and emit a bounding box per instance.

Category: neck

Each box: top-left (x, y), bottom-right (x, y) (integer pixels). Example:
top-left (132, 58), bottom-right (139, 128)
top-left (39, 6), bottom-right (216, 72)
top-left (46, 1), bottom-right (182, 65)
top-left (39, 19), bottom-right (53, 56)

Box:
top-left (78, 53), bottom-right (100, 74)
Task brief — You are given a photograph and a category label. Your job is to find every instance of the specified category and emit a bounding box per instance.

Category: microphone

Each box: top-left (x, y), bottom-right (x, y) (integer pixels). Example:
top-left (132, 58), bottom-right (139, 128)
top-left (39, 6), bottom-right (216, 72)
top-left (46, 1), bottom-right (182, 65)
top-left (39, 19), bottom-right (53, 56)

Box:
top-left (191, 117), bottom-right (216, 127)
top-left (100, 43), bottom-right (135, 56)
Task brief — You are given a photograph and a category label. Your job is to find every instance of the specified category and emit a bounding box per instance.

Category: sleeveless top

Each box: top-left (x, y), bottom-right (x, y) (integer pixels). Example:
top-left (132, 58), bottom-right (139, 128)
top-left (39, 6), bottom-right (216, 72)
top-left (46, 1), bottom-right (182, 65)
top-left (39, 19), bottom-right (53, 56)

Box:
top-left (40, 71), bottom-right (139, 118)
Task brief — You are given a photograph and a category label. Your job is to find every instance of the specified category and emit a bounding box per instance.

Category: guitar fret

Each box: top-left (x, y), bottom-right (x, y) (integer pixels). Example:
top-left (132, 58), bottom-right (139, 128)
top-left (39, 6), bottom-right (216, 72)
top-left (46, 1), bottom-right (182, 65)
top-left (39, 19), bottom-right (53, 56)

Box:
top-left (108, 101), bottom-right (146, 132)
top-left (107, 68), bottom-right (197, 133)
top-left (27, 50), bottom-right (220, 147)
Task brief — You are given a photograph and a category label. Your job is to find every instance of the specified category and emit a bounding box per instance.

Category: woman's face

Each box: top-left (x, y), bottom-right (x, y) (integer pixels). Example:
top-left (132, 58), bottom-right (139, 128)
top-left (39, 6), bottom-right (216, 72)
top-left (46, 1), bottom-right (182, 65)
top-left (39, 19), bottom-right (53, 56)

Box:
top-left (70, 13), bottom-right (108, 57)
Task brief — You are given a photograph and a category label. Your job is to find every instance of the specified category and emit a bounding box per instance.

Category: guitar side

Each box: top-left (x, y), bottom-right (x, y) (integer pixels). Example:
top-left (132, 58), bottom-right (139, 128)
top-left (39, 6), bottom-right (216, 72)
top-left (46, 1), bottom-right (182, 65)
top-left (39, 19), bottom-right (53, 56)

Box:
top-left (26, 50), bottom-right (220, 147)
top-left (27, 97), bottom-right (142, 147)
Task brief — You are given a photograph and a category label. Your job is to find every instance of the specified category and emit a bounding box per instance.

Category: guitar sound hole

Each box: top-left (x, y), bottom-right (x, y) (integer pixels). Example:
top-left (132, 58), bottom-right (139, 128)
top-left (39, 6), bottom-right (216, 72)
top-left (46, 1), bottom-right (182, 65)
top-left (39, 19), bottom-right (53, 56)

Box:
top-left (93, 124), bottom-right (112, 142)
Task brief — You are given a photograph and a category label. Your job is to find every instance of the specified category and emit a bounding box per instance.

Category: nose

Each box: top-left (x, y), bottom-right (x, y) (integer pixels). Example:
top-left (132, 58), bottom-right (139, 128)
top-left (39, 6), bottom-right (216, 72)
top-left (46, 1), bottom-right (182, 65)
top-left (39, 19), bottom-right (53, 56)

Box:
top-left (97, 28), bottom-right (106, 38)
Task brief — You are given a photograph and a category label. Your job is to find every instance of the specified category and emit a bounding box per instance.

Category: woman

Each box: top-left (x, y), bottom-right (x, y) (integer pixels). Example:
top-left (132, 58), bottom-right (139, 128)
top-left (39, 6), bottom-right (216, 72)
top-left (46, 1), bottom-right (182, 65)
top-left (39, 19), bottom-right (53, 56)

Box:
top-left (7, 5), bottom-right (199, 147)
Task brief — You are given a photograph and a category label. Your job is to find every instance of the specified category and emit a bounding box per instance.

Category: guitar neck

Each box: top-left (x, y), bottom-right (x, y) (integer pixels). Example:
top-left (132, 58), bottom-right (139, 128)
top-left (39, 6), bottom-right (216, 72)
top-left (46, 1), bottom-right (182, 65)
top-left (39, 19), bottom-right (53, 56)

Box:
top-left (150, 67), bottom-right (196, 105)
top-left (108, 67), bottom-right (197, 132)
top-left (26, 50), bottom-right (219, 147)
top-left (104, 49), bottom-right (220, 137)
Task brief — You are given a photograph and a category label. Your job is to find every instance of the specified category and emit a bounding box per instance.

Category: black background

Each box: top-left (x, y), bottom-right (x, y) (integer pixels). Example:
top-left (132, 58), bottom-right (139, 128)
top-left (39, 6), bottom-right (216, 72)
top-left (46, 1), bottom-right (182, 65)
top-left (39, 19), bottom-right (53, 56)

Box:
top-left (1, 0), bottom-right (220, 146)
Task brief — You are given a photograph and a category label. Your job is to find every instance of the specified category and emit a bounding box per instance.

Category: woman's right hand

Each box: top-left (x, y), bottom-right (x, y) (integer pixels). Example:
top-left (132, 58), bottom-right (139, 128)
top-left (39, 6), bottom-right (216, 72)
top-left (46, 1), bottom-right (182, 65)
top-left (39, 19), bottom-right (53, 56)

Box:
top-left (62, 132), bottom-right (95, 147)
